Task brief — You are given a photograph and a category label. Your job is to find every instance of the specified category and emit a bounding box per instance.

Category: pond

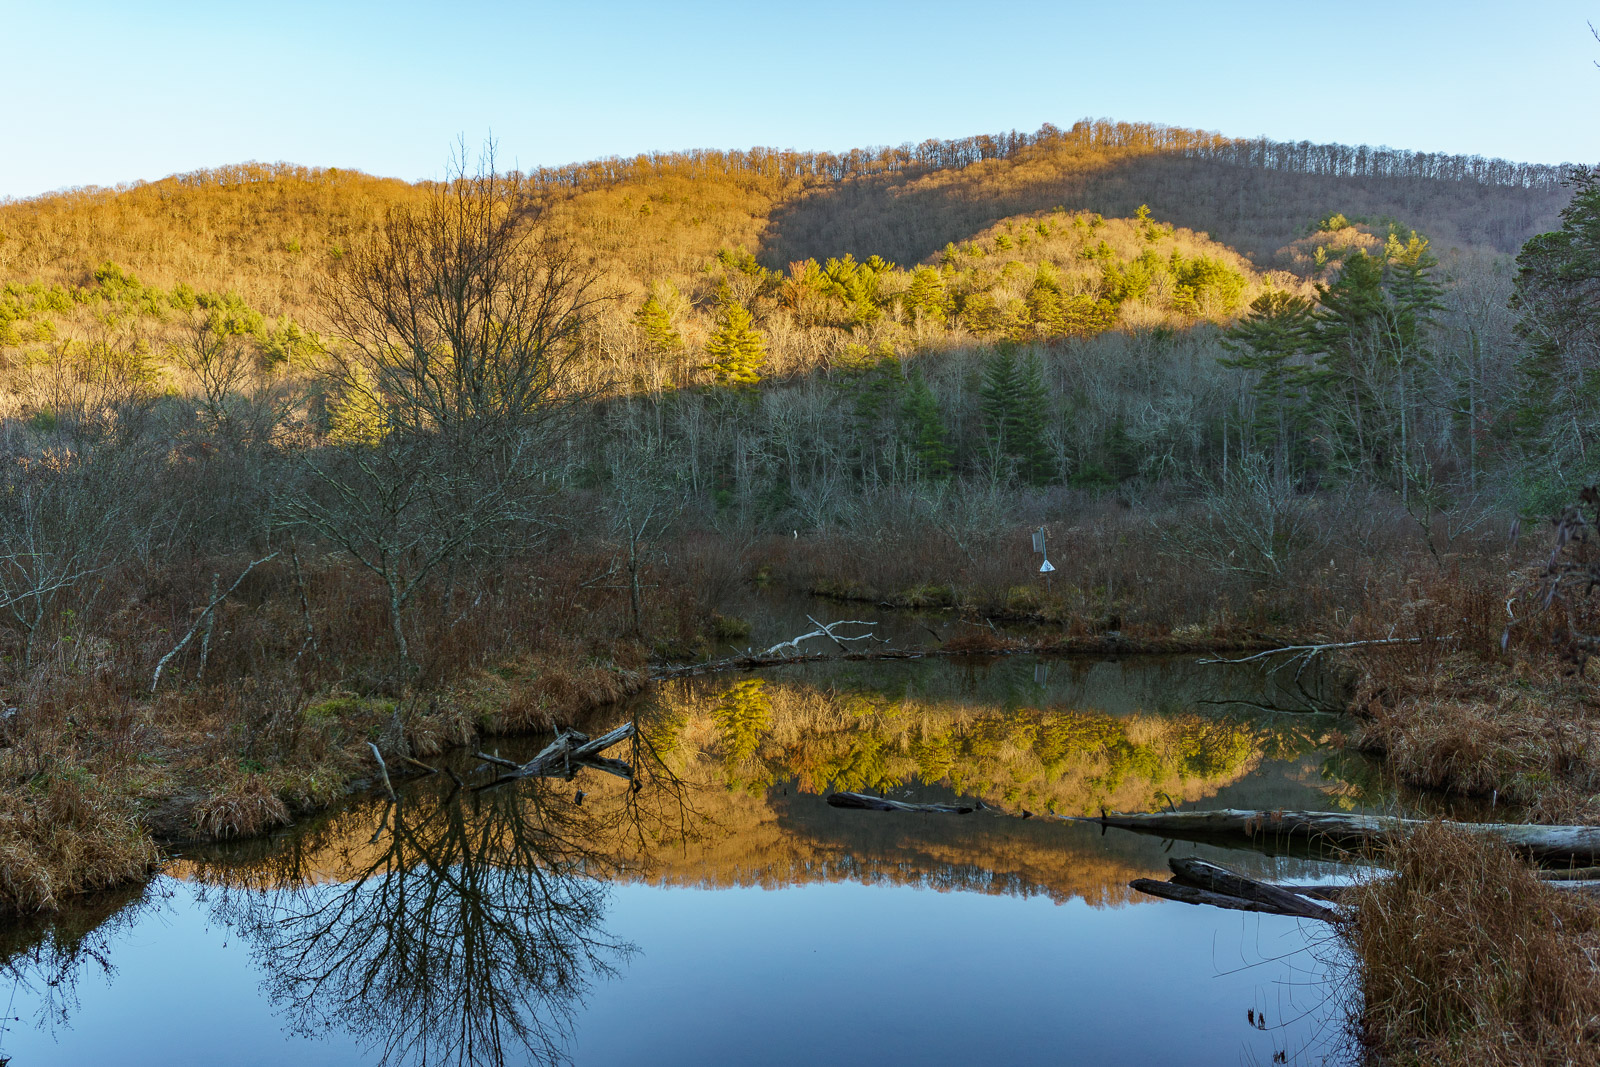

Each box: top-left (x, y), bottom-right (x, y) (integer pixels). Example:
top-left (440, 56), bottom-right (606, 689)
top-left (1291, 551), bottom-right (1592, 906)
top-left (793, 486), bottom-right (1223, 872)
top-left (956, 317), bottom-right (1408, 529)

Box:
top-left (0, 654), bottom-right (1395, 1066)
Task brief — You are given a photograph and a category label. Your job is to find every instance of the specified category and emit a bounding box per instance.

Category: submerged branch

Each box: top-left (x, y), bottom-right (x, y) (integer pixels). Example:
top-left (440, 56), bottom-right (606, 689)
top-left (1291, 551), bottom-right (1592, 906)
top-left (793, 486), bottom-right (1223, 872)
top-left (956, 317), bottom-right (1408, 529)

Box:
top-left (475, 722), bottom-right (638, 790)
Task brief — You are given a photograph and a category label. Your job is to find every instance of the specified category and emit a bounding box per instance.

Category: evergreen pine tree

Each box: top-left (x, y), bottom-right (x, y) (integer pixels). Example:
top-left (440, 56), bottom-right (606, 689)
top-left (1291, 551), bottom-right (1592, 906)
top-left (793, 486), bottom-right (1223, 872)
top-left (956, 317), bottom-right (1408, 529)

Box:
top-left (703, 299), bottom-right (766, 387)
top-left (1382, 232), bottom-right (1444, 346)
top-left (903, 266), bottom-right (949, 326)
top-left (980, 348), bottom-right (1020, 455)
top-left (634, 293), bottom-right (685, 358)
top-left (1221, 289), bottom-right (1317, 471)
top-left (900, 368), bottom-right (952, 480)
top-left (1306, 250), bottom-right (1391, 474)
top-left (1510, 168), bottom-right (1600, 502)
top-left (980, 348), bottom-right (1054, 484)
top-left (1013, 351), bottom-right (1055, 484)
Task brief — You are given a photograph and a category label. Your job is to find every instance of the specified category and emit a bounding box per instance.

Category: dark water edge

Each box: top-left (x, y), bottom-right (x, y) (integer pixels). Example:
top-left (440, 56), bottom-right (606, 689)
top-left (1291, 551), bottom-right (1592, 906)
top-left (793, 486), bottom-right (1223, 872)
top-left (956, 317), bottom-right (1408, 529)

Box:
top-left (0, 653), bottom-right (1413, 1066)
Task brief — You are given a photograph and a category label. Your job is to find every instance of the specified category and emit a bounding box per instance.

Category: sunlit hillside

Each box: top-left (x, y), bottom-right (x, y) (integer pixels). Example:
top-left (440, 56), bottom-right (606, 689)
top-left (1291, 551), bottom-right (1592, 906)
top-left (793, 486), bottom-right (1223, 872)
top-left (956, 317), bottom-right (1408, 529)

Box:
top-left (0, 119), bottom-right (1569, 329)
top-left (0, 164), bottom-right (418, 322)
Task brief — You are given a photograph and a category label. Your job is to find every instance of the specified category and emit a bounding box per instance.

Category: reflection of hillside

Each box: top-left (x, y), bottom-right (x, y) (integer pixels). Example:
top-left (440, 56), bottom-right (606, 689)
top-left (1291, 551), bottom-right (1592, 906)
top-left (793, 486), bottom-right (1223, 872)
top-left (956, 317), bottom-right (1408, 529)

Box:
top-left (169, 750), bottom-right (1351, 918)
top-left (637, 781), bottom-right (1168, 907)
top-left (647, 666), bottom-right (1330, 816)
top-left (165, 655), bottom-right (1354, 915)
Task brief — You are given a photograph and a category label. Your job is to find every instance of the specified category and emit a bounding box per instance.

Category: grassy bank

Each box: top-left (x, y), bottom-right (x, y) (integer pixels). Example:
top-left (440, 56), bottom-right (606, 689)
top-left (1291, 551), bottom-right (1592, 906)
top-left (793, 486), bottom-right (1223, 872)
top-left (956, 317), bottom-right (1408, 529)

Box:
top-left (1342, 824), bottom-right (1600, 1065)
top-left (1318, 522), bottom-right (1600, 1063)
top-left (0, 536), bottom-right (724, 915)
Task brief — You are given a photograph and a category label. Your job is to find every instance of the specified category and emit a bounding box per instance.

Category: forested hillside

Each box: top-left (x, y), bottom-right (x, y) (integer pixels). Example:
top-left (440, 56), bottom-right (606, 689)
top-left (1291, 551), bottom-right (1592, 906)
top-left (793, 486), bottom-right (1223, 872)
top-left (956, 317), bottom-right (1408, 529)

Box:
top-left (0, 119), bottom-right (1571, 318)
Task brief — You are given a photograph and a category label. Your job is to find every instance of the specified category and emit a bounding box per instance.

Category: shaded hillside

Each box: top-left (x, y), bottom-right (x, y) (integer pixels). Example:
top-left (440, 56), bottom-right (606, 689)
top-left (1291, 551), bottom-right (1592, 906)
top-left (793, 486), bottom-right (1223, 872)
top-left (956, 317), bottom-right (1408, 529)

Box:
top-left (761, 122), bottom-right (1575, 270)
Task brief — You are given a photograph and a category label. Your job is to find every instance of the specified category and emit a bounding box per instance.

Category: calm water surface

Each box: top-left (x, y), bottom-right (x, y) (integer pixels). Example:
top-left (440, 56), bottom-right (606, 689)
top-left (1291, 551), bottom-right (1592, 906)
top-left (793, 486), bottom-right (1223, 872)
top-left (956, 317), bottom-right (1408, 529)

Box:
top-left (0, 656), bottom-right (1386, 1066)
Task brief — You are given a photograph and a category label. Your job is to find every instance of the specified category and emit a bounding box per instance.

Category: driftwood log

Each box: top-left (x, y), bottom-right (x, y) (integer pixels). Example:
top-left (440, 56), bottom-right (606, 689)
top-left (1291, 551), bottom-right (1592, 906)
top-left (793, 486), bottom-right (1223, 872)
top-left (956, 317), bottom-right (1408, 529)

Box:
top-left (476, 722), bottom-right (637, 790)
top-left (1171, 857), bottom-right (1338, 920)
top-left (1131, 857), bottom-right (1341, 921)
top-left (826, 791), bottom-right (974, 814)
top-left (1076, 808), bottom-right (1600, 867)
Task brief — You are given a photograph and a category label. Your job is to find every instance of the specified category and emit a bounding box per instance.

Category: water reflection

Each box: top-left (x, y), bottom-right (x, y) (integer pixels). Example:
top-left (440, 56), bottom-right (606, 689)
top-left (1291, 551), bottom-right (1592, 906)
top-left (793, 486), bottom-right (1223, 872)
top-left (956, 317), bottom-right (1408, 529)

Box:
top-left (0, 881), bottom-right (149, 1039)
top-left (180, 751), bottom-right (693, 1067)
top-left (0, 656), bottom-right (1378, 1067)
top-left (647, 658), bottom-right (1342, 817)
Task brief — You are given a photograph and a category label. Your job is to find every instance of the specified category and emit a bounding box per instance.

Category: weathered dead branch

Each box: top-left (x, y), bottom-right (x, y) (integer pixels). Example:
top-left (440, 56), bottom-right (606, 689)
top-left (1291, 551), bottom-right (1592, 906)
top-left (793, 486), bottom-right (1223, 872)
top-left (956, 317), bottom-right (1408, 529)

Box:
top-left (367, 741), bottom-right (397, 800)
top-left (1197, 636), bottom-right (1453, 680)
top-left (151, 551), bottom-right (281, 691)
top-left (826, 791), bottom-right (975, 814)
top-left (1166, 857), bottom-right (1340, 920)
top-left (763, 616), bottom-right (880, 656)
top-left (474, 721), bottom-right (637, 790)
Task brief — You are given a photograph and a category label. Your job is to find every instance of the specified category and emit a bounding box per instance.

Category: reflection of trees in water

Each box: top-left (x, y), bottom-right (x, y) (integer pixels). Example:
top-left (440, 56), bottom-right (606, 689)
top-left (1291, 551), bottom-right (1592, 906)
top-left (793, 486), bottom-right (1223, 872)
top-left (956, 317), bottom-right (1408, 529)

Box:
top-left (650, 672), bottom-right (1334, 814)
top-left (0, 881), bottom-right (149, 1042)
top-left (198, 763), bottom-right (691, 1067)
top-left (711, 679), bottom-right (773, 792)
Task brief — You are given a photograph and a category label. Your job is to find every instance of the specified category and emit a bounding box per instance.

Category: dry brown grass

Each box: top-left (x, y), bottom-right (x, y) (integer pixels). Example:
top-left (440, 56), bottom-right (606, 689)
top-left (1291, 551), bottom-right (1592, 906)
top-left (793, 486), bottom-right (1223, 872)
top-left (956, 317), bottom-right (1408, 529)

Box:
top-left (1342, 560), bottom-right (1600, 822)
top-left (1343, 822), bottom-right (1600, 1066)
top-left (191, 774), bottom-right (292, 840)
top-left (779, 488), bottom-right (1462, 648)
top-left (0, 527), bottom-right (697, 915)
top-left (1353, 679), bottom-right (1600, 822)
top-left (0, 761), bottom-right (159, 913)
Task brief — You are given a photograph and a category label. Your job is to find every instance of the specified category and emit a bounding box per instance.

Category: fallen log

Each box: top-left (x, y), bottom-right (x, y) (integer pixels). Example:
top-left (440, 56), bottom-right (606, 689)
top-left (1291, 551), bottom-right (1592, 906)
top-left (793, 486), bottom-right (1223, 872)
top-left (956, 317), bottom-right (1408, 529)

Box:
top-left (827, 791), bottom-right (974, 814)
top-left (1538, 865), bottom-right (1600, 881)
top-left (1264, 872), bottom-right (1600, 901)
top-left (573, 754), bottom-right (634, 780)
top-left (1274, 883), bottom-right (1346, 901)
top-left (1076, 808), bottom-right (1600, 867)
top-left (477, 722), bottom-right (637, 789)
top-left (1166, 857), bottom-right (1339, 921)
top-left (1129, 878), bottom-right (1321, 918)
top-left (652, 651), bottom-right (829, 678)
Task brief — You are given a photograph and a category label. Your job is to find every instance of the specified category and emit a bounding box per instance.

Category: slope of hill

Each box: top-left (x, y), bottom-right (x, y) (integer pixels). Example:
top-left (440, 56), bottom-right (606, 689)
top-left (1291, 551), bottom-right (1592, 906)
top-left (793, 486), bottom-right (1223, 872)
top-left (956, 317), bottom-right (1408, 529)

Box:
top-left (0, 118), bottom-right (1571, 330)
top-left (0, 163), bottom-right (419, 323)
top-left (759, 121), bottom-right (1574, 270)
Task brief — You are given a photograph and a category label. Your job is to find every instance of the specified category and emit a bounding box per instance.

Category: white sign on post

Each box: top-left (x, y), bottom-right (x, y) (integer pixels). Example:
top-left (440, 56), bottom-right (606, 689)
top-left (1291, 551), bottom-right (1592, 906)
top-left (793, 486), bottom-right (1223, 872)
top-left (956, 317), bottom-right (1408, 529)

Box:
top-left (1031, 527), bottom-right (1053, 576)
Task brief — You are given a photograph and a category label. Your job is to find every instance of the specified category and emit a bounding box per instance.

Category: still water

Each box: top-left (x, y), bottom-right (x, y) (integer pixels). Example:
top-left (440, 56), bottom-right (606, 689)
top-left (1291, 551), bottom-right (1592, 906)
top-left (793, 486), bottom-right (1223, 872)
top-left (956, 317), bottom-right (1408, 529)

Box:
top-left (0, 656), bottom-right (1379, 1066)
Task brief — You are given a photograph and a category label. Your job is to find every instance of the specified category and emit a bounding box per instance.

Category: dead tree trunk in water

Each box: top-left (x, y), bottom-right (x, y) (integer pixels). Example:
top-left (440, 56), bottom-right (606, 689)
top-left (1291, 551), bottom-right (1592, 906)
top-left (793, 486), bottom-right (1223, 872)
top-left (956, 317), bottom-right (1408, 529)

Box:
top-left (827, 791), bottom-right (974, 814)
top-left (1077, 809), bottom-right (1600, 867)
top-left (476, 722), bottom-right (638, 790)
top-left (1130, 857), bottom-right (1340, 920)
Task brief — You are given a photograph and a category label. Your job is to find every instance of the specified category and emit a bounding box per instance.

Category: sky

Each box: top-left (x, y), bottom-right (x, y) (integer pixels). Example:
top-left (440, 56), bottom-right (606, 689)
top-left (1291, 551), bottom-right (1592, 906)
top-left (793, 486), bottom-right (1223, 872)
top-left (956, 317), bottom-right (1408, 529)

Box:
top-left (1, 0), bottom-right (1597, 199)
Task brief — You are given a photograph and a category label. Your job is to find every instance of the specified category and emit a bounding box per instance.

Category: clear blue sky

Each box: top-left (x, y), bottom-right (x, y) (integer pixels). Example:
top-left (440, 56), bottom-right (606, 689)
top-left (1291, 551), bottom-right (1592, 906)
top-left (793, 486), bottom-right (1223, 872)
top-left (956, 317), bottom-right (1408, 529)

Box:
top-left (1, 0), bottom-right (1596, 199)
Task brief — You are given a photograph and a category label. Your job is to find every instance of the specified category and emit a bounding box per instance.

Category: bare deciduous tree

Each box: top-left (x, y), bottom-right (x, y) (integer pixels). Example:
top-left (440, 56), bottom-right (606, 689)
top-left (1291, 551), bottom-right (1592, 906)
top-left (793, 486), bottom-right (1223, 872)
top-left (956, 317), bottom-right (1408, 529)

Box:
top-left (285, 142), bottom-right (604, 678)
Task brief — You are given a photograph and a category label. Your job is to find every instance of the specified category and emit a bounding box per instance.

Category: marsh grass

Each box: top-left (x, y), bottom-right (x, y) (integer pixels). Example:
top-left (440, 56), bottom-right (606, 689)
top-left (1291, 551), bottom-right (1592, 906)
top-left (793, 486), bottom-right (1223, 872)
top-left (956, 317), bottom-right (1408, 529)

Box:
top-left (0, 536), bottom-right (679, 915)
top-left (0, 756), bottom-right (159, 913)
top-left (1342, 823), bottom-right (1600, 1066)
top-left (1343, 561), bottom-right (1600, 822)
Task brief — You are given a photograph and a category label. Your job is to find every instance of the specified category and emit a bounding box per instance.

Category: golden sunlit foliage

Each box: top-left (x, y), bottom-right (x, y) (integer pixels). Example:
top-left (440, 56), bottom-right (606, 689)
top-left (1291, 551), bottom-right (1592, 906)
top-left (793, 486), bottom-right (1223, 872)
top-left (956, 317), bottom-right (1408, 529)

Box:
top-left (647, 674), bottom-right (1324, 816)
top-left (0, 163), bottom-right (416, 323)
